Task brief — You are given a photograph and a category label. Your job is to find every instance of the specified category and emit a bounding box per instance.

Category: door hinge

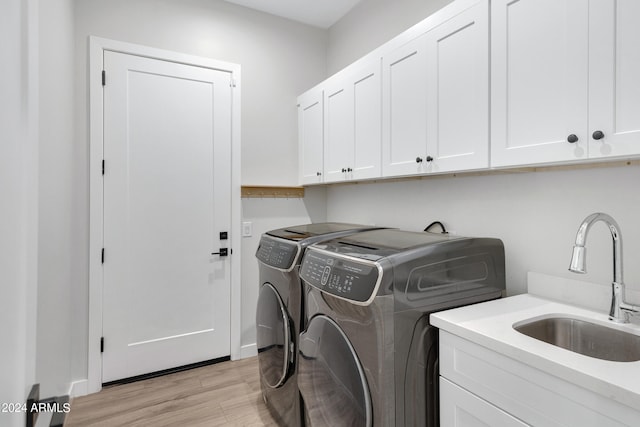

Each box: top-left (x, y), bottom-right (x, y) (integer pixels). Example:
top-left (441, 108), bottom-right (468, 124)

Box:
top-left (101, 248), bottom-right (104, 264)
top-left (102, 160), bottom-right (105, 175)
top-left (102, 70), bottom-right (106, 86)
top-left (100, 337), bottom-right (104, 353)
top-left (229, 76), bottom-right (236, 88)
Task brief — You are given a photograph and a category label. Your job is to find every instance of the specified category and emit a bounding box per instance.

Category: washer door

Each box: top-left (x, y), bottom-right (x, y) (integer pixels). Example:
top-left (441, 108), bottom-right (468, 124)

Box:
top-left (298, 315), bottom-right (372, 427)
top-left (256, 283), bottom-right (291, 388)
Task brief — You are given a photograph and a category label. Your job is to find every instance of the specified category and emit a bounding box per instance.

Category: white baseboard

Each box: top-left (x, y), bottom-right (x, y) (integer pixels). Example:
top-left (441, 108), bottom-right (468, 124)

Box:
top-left (70, 346), bottom-right (256, 396)
top-left (239, 343), bottom-right (257, 359)
top-left (69, 379), bottom-right (88, 398)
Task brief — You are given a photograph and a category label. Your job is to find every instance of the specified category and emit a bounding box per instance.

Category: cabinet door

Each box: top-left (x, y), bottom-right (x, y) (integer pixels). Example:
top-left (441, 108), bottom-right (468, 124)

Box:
top-left (324, 60), bottom-right (382, 183)
top-left (425, 0), bottom-right (489, 173)
top-left (352, 60), bottom-right (382, 180)
top-left (589, 0), bottom-right (640, 159)
top-left (440, 378), bottom-right (529, 427)
top-left (298, 90), bottom-right (324, 185)
top-left (324, 79), bottom-right (354, 183)
top-left (382, 33), bottom-right (429, 177)
top-left (491, 0), bottom-right (589, 167)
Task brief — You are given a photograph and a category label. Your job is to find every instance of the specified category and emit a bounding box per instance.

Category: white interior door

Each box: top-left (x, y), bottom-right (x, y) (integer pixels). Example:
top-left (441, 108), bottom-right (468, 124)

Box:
top-left (102, 51), bottom-right (232, 383)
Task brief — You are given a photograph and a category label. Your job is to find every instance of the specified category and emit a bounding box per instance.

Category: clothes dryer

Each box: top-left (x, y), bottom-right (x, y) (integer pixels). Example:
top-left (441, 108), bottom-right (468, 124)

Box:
top-left (297, 229), bottom-right (506, 427)
top-left (255, 223), bottom-right (381, 426)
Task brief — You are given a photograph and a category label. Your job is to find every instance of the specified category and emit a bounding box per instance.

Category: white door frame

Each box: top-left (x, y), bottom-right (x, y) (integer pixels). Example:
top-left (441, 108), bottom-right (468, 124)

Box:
top-left (88, 36), bottom-right (242, 394)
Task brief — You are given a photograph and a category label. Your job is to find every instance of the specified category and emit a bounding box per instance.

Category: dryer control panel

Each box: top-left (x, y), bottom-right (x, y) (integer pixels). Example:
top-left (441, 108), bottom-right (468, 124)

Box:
top-left (256, 236), bottom-right (299, 270)
top-left (300, 249), bottom-right (381, 304)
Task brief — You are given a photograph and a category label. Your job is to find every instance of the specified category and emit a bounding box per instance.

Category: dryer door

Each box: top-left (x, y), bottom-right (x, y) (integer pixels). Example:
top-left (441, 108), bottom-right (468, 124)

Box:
top-left (298, 315), bottom-right (372, 427)
top-left (256, 283), bottom-right (291, 388)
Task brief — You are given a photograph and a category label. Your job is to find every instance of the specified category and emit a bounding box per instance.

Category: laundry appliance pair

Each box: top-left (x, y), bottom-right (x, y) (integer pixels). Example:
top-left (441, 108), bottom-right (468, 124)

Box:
top-left (257, 225), bottom-right (505, 427)
top-left (255, 223), bottom-right (381, 426)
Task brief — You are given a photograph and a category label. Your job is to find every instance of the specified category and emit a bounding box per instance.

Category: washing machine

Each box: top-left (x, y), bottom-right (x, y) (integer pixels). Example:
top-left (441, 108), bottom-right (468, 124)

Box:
top-left (297, 228), bottom-right (506, 427)
top-left (255, 223), bottom-right (382, 427)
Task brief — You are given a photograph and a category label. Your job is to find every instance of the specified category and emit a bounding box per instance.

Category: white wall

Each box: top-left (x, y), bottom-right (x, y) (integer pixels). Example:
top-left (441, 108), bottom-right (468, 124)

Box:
top-left (0, 0), bottom-right (39, 425)
top-left (240, 186), bottom-right (326, 355)
top-left (71, 0), bottom-right (327, 384)
top-left (37, 0), bottom-right (76, 398)
top-left (327, 0), bottom-right (453, 74)
top-left (326, 165), bottom-right (640, 297)
top-left (75, 0), bottom-right (326, 186)
top-left (323, 0), bottom-right (640, 300)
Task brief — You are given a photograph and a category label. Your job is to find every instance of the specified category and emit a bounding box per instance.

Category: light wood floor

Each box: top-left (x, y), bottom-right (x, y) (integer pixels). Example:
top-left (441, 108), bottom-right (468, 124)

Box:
top-left (65, 357), bottom-right (278, 426)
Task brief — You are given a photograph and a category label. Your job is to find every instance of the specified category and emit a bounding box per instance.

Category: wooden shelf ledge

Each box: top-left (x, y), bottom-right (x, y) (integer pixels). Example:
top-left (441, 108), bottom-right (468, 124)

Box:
top-left (241, 185), bottom-right (305, 199)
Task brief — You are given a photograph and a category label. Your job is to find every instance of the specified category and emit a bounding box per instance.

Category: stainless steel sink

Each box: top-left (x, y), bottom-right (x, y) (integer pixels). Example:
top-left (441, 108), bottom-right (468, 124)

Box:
top-left (514, 316), bottom-right (640, 362)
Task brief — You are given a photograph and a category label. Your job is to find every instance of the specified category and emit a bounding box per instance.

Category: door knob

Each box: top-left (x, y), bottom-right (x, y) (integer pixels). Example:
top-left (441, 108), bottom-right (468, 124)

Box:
top-left (567, 134), bottom-right (578, 143)
top-left (212, 248), bottom-right (228, 257)
top-left (592, 130), bottom-right (605, 140)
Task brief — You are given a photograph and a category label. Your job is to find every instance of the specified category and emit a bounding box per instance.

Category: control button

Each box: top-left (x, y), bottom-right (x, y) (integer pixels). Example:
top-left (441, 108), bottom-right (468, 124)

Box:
top-left (321, 266), bottom-right (331, 285)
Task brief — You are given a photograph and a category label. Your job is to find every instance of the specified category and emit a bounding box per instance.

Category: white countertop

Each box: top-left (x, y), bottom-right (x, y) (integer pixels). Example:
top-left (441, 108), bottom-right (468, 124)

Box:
top-left (430, 293), bottom-right (640, 410)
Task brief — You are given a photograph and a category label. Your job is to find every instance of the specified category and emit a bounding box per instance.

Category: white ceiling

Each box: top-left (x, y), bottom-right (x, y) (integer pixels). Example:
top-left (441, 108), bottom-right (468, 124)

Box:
top-left (223, 0), bottom-right (363, 29)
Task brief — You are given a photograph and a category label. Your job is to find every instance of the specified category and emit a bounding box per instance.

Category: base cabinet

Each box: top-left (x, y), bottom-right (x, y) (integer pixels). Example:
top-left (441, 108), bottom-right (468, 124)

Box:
top-left (439, 331), bottom-right (640, 427)
top-left (440, 378), bottom-right (528, 427)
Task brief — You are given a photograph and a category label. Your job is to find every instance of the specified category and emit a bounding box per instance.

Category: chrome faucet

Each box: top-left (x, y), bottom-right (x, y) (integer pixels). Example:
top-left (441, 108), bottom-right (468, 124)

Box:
top-left (569, 213), bottom-right (640, 323)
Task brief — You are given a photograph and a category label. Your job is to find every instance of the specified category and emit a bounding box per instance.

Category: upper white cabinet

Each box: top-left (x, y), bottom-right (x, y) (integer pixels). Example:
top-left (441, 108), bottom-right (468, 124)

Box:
top-left (491, 0), bottom-right (640, 167)
top-left (589, 0), bottom-right (640, 159)
top-left (324, 59), bottom-right (382, 183)
top-left (382, 33), bottom-right (429, 177)
top-left (382, 0), bottom-right (489, 177)
top-left (298, 89), bottom-right (324, 185)
top-left (298, 0), bottom-right (640, 184)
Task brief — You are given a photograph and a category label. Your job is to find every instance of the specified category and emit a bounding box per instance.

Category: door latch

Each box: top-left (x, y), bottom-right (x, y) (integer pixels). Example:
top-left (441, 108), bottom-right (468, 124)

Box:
top-left (211, 248), bottom-right (228, 257)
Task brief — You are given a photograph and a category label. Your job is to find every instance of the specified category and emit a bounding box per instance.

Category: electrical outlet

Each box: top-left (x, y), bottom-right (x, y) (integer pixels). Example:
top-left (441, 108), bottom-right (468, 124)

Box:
top-left (242, 222), bottom-right (252, 237)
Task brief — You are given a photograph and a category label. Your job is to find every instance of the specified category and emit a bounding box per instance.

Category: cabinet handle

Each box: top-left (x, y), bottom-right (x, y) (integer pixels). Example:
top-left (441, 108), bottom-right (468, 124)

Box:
top-left (592, 130), bottom-right (605, 140)
top-left (347, 167), bottom-right (352, 172)
top-left (567, 134), bottom-right (578, 143)
top-left (426, 156), bottom-right (434, 162)
top-left (416, 157), bottom-right (423, 163)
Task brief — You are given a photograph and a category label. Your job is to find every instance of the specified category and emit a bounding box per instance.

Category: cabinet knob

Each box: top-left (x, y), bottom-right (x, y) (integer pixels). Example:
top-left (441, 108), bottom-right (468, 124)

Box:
top-left (426, 156), bottom-right (434, 162)
top-left (416, 157), bottom-right (423, 163)
top-left (316, 172), bottom-right (322, 176)
top-left (592, 130), bottom-right (605, 140)
top-left (347, 167), bottom-right (352, 172)
top-left (567, 134), bottom-right (578, 143)
top-left (341, 168), bottom-right (346, 173)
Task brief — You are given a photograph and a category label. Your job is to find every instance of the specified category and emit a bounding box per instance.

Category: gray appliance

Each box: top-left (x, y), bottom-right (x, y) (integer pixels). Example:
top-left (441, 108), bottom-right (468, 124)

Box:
top-left (297, 229), bottom-right (505, 427)
top-left (255, 223), bottom-right (382, 427)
